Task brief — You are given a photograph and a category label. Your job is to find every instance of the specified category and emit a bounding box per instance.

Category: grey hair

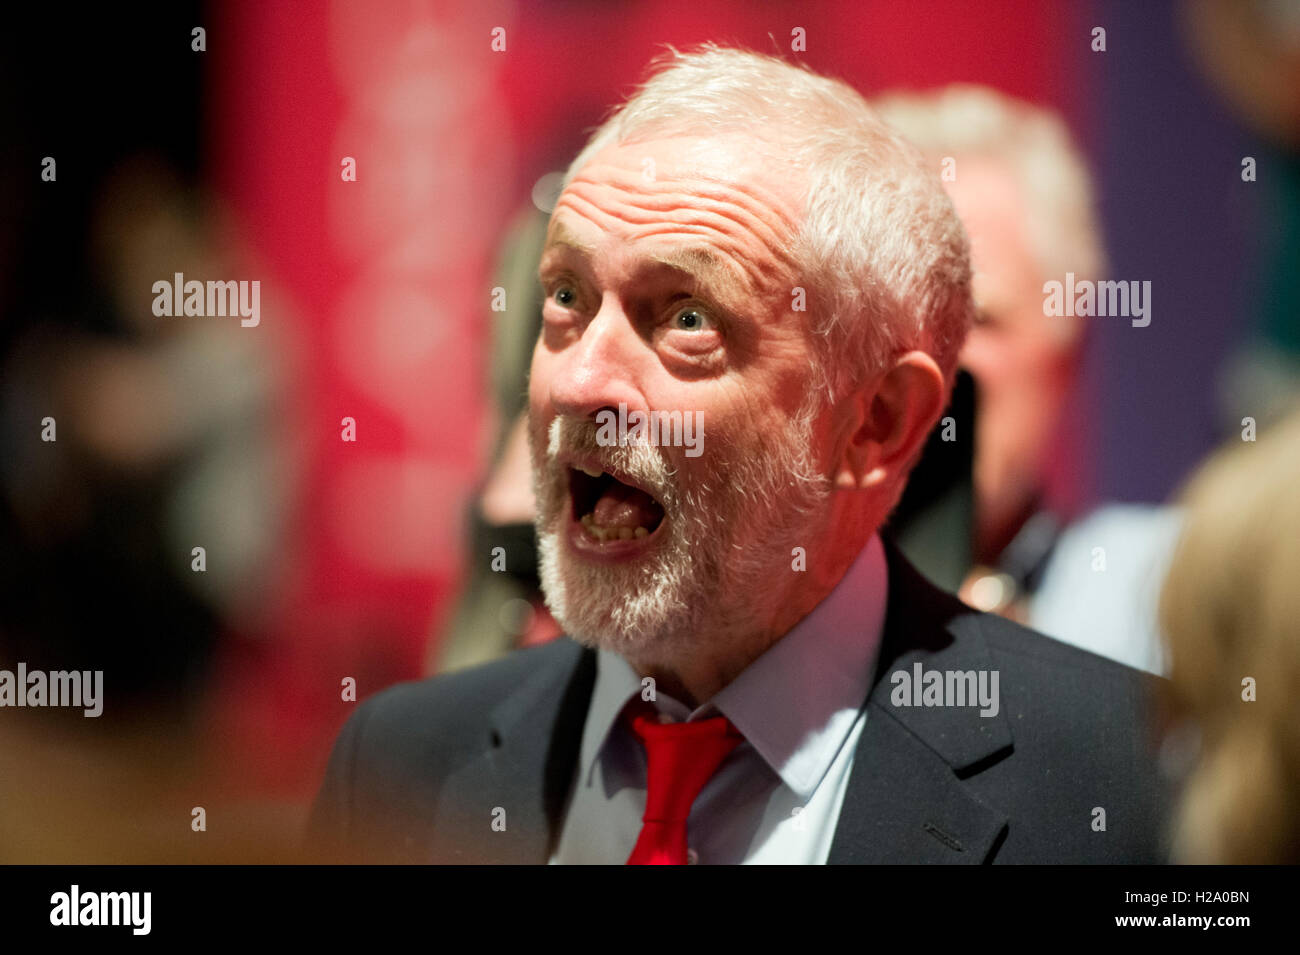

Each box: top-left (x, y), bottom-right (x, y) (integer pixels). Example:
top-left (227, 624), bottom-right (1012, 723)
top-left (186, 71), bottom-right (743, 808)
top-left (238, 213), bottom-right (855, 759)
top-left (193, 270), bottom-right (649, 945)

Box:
top-left (561, 44), bottom-right (974, 407)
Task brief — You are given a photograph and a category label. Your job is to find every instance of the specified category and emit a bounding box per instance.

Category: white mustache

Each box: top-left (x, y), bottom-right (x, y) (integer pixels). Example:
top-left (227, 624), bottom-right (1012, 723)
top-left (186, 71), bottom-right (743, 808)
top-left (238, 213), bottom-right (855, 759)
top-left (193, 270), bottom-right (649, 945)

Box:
top-left (544, 415), bottom-right (677, 506)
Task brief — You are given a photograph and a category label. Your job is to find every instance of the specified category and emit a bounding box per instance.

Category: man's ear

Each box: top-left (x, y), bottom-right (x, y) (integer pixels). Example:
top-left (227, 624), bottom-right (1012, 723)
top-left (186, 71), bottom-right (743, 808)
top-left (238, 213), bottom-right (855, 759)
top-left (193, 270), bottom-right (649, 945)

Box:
top-left (832, 351), bottom-right (947, 492)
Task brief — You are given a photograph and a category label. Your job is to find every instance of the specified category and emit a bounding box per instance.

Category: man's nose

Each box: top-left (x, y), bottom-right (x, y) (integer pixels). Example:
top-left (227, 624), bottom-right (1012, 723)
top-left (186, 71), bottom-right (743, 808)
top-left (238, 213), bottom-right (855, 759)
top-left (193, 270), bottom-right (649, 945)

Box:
top-left (549, 297), bottom-right (644, 421)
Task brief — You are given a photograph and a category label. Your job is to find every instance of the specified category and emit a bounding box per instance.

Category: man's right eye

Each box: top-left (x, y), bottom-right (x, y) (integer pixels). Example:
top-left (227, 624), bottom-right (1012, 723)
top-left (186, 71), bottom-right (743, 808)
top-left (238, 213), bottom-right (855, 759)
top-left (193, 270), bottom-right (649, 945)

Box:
top-left (553, 285), bottom-right (577, 306)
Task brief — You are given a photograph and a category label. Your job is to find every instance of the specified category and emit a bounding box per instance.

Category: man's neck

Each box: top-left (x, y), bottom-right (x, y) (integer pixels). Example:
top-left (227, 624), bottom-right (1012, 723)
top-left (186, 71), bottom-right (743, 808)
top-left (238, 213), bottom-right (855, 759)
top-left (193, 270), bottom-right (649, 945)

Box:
top-left (623, 521), bottom-right (876, 709)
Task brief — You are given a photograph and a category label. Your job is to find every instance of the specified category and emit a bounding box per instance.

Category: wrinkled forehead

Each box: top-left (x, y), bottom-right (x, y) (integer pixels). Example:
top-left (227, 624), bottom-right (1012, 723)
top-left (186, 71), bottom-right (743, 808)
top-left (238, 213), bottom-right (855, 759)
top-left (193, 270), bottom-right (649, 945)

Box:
top-left (547, 134), bottom-right (806, 290)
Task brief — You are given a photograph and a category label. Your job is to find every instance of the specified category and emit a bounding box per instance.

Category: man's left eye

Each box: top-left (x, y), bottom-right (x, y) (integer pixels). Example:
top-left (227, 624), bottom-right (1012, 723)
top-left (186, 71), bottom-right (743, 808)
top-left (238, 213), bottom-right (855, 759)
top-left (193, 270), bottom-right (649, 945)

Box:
top-left (673, 307), bottom-right (716, 332)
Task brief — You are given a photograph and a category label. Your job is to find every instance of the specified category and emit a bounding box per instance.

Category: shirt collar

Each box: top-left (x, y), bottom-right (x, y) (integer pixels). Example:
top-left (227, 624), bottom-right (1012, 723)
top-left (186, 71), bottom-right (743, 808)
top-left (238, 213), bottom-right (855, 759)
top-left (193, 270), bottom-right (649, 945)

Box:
top-left (576, 533), bottom-right (889, 800)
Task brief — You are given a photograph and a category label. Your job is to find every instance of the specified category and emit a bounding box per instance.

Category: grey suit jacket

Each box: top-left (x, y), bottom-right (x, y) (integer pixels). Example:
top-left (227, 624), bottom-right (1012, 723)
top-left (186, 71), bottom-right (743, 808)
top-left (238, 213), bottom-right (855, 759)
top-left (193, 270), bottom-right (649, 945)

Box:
top-left (307, 539), bottom-right (1172, 863)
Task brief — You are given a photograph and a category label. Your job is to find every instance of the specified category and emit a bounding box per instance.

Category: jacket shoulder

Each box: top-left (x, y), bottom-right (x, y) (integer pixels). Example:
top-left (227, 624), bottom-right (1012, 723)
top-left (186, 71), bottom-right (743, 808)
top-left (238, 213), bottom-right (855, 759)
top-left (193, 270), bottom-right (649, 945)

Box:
top-left (351, 636), bottom-right (587, 748)
top-left (888, 538), bottom-right (1164, 699)
top-left (304, 637), bottom-right (587, 859)
top-left (977, 608), bottom-right (1166, 701)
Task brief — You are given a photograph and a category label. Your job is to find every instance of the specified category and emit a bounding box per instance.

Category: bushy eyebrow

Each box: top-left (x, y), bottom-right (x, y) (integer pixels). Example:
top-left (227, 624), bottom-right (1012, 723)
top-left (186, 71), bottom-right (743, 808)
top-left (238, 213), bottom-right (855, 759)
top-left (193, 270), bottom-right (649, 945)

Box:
top-left (539, 221), bottom-right (596, 260)
top-left (645, 246), bottom-right (748, 303)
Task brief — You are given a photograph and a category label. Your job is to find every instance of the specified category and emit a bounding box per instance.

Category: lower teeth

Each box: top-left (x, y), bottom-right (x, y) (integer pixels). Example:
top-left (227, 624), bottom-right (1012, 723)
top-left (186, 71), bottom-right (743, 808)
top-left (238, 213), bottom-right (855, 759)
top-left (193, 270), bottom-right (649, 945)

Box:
top-left (580, 513), bottom-right (651, 542)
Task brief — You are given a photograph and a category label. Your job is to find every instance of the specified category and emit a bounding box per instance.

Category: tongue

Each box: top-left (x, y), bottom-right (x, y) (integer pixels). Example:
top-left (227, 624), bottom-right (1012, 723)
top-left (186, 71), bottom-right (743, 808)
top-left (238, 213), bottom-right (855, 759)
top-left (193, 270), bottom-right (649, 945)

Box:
top-left (592, 480), bottom-right (660, 530)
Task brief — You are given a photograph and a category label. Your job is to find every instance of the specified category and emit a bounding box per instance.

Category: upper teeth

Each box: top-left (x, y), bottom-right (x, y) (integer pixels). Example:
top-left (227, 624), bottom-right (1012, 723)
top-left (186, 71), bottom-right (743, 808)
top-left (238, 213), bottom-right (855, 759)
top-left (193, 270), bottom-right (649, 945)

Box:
top-left (579, 466), bottom-right (602, 477)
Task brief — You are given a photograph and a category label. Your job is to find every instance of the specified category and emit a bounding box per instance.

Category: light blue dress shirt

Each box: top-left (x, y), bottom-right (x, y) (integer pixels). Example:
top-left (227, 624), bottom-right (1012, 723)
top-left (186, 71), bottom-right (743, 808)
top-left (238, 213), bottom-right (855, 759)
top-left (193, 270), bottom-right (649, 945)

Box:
top-left (549, 533), bottom-right (888, 864)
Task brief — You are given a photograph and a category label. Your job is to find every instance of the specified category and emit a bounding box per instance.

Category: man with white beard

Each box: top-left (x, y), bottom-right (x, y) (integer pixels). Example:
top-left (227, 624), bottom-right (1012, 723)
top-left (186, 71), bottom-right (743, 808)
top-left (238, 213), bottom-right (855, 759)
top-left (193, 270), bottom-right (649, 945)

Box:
top-left (308, 45), bottom-right (1170, 865)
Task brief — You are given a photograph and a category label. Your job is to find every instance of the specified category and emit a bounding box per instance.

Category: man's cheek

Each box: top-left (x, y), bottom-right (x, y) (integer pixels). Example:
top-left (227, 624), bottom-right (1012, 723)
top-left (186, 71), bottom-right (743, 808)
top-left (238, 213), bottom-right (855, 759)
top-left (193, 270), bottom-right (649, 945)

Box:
top-left (528, 417), bottom-right (555, 489)
top-left (527, 363), bottom-right (546, 412)
top-left (527, 337), bottom-right (556, 405)
top-left (526, 368), bottom-right (553, 438)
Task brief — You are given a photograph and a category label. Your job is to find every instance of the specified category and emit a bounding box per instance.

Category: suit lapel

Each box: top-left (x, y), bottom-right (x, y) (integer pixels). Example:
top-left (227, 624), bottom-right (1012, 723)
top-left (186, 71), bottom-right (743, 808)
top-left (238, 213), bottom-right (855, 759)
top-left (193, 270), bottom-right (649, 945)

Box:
top-left (828, 538), bottom-right (1012, 863)
top-left (434, 639), bottom-right (596, 863)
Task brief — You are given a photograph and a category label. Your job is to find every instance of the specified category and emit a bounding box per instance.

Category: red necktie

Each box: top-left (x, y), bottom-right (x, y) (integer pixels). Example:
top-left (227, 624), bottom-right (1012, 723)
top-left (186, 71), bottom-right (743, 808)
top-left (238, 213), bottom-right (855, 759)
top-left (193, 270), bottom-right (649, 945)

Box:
top-left (625, 708), bottom-right (744, 865)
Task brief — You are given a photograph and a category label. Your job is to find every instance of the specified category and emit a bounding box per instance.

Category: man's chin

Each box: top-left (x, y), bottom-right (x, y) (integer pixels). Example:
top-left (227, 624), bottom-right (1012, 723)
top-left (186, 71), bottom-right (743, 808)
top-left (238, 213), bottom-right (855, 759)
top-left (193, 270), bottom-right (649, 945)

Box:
top-left (536, 526), bottom-right (697, 654)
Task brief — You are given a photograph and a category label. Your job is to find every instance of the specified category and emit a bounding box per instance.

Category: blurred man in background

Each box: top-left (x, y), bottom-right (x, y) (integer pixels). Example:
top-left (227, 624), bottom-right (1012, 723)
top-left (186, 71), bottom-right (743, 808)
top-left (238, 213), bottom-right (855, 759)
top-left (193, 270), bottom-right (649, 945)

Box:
top-left (875, 86), bottom-right (1181, 674)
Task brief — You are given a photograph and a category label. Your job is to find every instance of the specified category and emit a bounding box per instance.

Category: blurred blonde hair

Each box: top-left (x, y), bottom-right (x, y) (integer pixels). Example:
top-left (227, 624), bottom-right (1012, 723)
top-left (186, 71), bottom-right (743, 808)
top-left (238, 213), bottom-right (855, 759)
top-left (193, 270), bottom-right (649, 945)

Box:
top-left (1159, 408), bottom-right (1300, 863)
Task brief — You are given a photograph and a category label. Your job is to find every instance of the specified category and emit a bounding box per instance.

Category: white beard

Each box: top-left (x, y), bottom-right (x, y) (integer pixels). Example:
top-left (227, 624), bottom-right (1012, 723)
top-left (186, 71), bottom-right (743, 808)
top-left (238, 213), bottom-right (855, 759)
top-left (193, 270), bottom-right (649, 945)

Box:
top-left (531, 405), bottom-right (830, 659)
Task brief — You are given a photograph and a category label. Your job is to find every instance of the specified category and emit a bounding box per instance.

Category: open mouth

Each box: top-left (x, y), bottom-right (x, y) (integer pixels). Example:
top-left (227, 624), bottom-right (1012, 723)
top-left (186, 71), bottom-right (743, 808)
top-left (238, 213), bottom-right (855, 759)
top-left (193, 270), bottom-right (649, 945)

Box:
top-left (566, 464), bottom-right (666, 550)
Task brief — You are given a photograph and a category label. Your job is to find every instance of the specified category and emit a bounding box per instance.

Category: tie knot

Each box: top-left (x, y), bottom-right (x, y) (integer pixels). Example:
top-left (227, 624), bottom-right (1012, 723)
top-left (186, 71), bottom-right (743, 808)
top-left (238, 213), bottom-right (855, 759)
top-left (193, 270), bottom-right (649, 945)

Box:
top-left (629, 710), bottom-right (742, 745)
top-left (627, 708), bottom-right (743, 825)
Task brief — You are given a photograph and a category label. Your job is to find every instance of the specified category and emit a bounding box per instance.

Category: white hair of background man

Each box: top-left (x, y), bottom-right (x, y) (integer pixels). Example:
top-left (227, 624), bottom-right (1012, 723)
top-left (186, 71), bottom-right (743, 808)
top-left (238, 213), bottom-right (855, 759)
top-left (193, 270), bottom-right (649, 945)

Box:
top-left (561, 44), bottom-right (974, 410)
top-left (872, 84), bottom-right (1106, 346)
